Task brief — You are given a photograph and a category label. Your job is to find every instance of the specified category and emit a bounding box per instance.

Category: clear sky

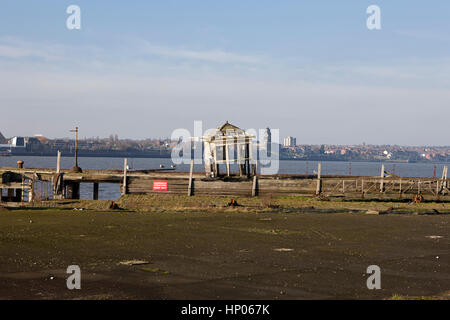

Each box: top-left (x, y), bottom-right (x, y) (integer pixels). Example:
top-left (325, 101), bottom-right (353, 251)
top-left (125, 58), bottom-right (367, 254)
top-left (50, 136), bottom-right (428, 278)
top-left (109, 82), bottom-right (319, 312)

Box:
top-left (0, 1), bottom-right (449, 145)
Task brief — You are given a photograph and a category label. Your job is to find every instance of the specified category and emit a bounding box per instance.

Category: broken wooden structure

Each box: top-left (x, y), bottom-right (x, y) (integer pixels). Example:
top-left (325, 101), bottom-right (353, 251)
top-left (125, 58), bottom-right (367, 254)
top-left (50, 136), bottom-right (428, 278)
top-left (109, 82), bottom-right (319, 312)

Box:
top-left (1, 162), bottom-right (448, 203)
top-left (0, 129), bottom-right (448, 203)
top-left (202, 121), bottom-right (256, 178)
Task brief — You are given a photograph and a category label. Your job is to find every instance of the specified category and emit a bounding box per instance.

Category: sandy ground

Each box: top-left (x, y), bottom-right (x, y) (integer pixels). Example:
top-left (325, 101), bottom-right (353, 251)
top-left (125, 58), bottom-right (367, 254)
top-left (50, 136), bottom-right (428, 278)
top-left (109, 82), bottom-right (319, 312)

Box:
top-left (0, 203), bottom-right (449, 300)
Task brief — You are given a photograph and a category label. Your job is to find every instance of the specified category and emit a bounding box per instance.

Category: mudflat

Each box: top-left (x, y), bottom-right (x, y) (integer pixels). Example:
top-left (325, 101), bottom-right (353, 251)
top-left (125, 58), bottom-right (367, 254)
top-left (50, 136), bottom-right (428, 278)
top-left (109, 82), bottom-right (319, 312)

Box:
top-left (0, 206), bottom-right (448, 300)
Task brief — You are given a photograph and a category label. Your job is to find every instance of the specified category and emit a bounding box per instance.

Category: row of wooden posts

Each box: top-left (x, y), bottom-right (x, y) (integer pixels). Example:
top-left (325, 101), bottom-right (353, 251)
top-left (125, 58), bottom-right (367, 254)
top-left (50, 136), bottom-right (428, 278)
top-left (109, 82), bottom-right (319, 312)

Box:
top-left (3, 156), bottom-right (447, 202)
top-left (120, 158), bottom-right (448, 198)
top-left (315, 163), bottom-right (449, 196)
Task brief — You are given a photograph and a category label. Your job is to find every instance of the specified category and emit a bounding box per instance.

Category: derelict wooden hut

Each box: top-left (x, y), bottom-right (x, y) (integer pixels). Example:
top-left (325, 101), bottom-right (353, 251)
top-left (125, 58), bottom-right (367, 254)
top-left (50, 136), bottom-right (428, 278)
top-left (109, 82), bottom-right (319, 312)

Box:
top-left (202, 121), bottom-right (256, 178)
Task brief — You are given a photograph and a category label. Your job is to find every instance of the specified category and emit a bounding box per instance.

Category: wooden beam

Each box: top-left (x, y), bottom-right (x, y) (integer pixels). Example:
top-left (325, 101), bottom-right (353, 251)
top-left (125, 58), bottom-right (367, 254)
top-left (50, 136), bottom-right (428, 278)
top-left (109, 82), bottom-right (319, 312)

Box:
top-left (28, 181), bottom-right (34, 202)
top-left (252, 175), bottom-right (258, 197)
top-left (245, 140), bottom-right (250, 177)
top-left (0, 183), bottom-right (31, 189)
top-left (249, 140), bottom-right (255, 176)
top-left (315, 162), bottom-right (322, 195)
top-left (122, 158), bottom-right (128, 195)
top-left (442, 166), bottom-right (448, 193)
top-left (380, 164), bottom-right (385, 193)
top-left (213, 144), bottom-right (219, 177)
top-left (93, 182), bottom-right (99, 200)
top-left (56, 150), bottom-right (61, 173)
top-left (225, 138), bottom-right (230, 177)
top-left (237, 140), bottom-right (243, 176)
top-left (188, 159), bottom-right (194, 196)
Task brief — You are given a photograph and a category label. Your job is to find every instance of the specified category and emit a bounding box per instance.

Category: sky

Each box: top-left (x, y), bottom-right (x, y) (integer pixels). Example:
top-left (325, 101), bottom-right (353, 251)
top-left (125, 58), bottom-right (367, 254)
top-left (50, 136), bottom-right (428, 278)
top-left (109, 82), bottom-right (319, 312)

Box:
top-left (0, 0), bottom-right (449, 145)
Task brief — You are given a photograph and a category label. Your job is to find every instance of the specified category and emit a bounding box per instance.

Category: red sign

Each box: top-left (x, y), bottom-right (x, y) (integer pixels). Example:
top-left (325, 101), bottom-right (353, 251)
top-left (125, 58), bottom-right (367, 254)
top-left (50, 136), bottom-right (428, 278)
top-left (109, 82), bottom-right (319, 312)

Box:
top-left (153, 180), bottom-right (168, 191)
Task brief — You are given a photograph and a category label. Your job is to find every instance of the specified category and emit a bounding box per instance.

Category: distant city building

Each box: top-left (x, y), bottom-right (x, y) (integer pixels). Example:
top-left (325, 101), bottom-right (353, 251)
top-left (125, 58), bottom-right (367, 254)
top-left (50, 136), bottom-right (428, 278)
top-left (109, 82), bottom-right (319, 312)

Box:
top-left (0, 131), bottom-right (7, 144)
top-left (10, 137), bottom-right (25, 147)
top-left (383, 150), bottom-right (393, 159)
top-left (34, 134), bottom-right (48, 143)
top-left (283, 136), bottom-right (296, 147)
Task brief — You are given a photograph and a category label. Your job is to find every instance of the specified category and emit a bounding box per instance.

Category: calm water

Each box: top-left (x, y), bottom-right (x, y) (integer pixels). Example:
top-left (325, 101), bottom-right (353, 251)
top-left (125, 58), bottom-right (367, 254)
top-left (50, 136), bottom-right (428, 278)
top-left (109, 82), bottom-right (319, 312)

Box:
top-left (1, 156), bottom-right (448, 201)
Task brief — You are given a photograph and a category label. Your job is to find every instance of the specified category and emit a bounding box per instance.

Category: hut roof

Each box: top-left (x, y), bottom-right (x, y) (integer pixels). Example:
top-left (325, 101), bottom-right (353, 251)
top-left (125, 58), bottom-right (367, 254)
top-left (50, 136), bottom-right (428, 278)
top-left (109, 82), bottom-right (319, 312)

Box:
top-left (202, 121), bottom-right (253, 142)
top-left (217, 121), bottom-right (245, 134)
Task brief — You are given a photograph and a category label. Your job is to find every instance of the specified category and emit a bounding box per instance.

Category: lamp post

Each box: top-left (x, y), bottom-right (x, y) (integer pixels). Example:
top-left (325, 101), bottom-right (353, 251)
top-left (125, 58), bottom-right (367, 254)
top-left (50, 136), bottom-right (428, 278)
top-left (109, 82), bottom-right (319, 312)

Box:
top-left (70, 126), bottom-right (82, 173)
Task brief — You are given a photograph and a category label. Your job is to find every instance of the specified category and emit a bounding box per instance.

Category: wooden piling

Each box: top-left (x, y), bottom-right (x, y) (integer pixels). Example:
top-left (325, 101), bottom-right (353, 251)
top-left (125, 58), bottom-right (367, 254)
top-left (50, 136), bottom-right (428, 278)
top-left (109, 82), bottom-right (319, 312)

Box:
top-left (213, 147), bottom-right (219, 177)
top-left (56, 150), bottom-right (61, 173)
top-left (122, 158), bottom-right (128, 195)
top-left (361, 179), bottom-right (365, 198)
top-left (93, 182), bottom-right (99, 200)
top-left (245, 139), bottom-right (250, 177)
top-left (188, 159), bottom-right (194, 196)
top-left (315, 162), bottom-right (322, 195)
top-left (380, 164), bottom-right (385, 193)
top-left (225, 139), bottom-right (230, 177)
top-left (28, 181), bottom-right (34, 202)
top-left (442, 166), bottom-right (448, 193)
top-left (237, 142), bottom-right (243, 176)
top-left (252, 175), bottom-right (258, 197)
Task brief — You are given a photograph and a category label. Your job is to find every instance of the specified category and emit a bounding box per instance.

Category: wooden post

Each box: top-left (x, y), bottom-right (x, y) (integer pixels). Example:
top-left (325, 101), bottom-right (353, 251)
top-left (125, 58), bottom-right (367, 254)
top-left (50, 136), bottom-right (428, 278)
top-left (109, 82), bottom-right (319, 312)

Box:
top-left (56, 150), bottom-right (61, 173)
top-left (361, 179), bottom-right (364, 198)
top-left (315, 162), bottom-right (322, 195)
top-left (28, 182), bottom-right (34, 203)
top-left (187, 159), bottom-right (194, 196)
top-left (55, 173), bottom-right (64, 200)
top-left (380, 164), bottom-right (385, 193)
top-left (213, 145), bottom-right (219, 177)
top-left (249, 140), bottom-right (255, 176)
top-left (436, 178), bottom-right (440, 200)
top-left (442, 166), bottom-right (448, 193)
top-left (225, 138), bottom-right (230, 177)
top-left (122, 158), bottom-right (128, 195)
top-left (237, 140), bottom-right (243, 176)
top-left (245, 140), bottom-right (250, 177)
top-left (93, 183), bottom-right (99, 200)
top-left (252, 175), bottom-right (258, 197)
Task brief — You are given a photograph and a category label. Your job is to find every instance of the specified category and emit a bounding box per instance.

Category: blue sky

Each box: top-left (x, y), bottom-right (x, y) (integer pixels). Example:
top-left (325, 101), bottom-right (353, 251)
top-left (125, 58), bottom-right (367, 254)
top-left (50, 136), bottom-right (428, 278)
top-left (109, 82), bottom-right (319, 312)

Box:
top-left (0, 1), bottom-right (449, 145)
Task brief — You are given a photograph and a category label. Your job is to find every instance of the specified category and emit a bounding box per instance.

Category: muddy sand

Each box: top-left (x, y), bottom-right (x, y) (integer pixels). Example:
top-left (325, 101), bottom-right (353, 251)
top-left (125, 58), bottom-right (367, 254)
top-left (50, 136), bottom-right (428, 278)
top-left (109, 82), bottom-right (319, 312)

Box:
top-left (0, 201), bottom-right (449, 299)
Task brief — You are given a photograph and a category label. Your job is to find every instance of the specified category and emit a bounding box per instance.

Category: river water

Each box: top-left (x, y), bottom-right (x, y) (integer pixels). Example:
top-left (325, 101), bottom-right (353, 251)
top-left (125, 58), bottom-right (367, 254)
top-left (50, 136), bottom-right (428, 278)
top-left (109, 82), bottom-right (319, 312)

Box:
top-left (1, 156), bottom-right (448, 201)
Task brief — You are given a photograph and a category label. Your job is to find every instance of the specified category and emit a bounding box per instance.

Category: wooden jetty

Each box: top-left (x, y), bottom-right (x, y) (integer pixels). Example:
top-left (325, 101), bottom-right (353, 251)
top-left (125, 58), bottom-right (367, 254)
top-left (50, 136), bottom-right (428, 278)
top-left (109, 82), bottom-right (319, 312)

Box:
top-left (0, 123), bottom-right (448, 204)
top-left (1, 161), bottom-right (449, 203)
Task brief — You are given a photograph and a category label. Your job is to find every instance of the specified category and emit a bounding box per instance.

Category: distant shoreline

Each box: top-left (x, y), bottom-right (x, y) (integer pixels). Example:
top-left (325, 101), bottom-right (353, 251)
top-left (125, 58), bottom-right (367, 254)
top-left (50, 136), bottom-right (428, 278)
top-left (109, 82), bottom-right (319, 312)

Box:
top-left (6, 151), bottom-right (171, 159)
top-left (3, 153), bottom-right (449, 165)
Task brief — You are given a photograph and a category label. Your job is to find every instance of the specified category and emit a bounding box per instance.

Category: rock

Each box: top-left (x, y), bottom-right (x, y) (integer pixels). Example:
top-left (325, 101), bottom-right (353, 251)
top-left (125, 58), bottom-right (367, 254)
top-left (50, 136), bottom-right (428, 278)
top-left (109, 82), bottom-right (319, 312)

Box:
top-left (426, 235), bottom-right (443, 239)
top-left (273, 248), bottom-right (294, 252)
top-left (366, 210), bottom-right (379, 215)
top-left (119, 260), bottom-right (150, 266)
